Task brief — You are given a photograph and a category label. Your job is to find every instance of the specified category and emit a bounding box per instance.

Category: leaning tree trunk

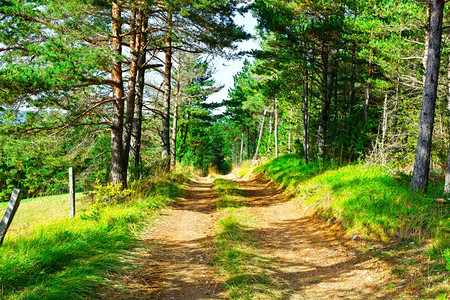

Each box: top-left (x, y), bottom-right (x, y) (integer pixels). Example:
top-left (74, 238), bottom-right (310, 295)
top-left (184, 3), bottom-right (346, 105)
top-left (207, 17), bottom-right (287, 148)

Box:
top-left (253, 109), bottom-right (267, 160)
top-left (110, 1), bottom-right (126, 188)
top-left (411, 0), bottom-right (445, 192)
top-left (122, 7), bottom-right (141, 181)
top-left (161, 11), bottom-right (173, 172)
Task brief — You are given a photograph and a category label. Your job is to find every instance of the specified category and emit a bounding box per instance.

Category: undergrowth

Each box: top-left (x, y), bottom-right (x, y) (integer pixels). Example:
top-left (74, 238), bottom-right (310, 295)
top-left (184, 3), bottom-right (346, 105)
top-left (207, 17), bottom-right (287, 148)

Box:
top-left (0, 172), bottom-right (189, 299)
top-left (256, 154), bottom-right (449, 297)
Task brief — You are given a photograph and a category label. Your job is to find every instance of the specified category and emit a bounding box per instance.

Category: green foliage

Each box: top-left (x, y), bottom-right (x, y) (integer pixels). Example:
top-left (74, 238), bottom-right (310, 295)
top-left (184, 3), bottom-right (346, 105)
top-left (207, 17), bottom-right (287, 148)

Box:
top-left (0, 172), bottom-right (185, 299)
top-left (179, 118), bottom-right (232, 175)
top-left (0, 112), bottom-right (111, 201)
top-left (445, 249), bottom-right (450, 272)
top-left (258, 155), bottom-right (449, 261)
top-left (93, 181), bottom-right (132, 204)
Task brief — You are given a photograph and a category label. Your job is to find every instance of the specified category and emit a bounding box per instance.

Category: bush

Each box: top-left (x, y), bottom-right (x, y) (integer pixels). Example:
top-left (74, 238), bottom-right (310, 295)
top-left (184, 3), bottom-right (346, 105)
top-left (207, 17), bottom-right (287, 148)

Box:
top-left (93, 181), bottom-right (132, 204)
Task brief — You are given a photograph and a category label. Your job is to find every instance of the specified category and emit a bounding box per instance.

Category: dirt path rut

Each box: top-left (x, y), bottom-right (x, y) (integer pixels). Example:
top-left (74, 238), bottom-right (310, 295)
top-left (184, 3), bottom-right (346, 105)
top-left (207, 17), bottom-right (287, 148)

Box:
top-left (237, 176), bottom-right (398, 299)
top-left (107, 175), bottom-right (400, 299)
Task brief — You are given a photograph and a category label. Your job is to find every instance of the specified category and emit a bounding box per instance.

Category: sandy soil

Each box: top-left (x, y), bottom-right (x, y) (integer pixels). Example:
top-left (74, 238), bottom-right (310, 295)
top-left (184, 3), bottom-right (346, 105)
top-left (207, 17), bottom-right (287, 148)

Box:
top-left (103, 174), bottom-right (403, 299)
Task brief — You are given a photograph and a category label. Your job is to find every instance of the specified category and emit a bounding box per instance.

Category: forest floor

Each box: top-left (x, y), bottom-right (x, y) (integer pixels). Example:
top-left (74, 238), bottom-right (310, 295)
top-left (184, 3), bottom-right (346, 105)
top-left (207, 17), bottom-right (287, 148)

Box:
top-left (101, 174), bottom-right (409, 299)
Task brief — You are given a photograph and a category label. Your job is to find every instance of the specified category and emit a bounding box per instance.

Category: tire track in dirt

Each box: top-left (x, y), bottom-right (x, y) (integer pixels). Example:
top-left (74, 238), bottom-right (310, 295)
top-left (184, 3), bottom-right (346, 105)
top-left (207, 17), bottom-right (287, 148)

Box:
top-left (235, 175), bottom-right (401, 299)
top-left (101, 174), bottom-right (403, 299)
top-left (101, 178), bottom-right (225, 299)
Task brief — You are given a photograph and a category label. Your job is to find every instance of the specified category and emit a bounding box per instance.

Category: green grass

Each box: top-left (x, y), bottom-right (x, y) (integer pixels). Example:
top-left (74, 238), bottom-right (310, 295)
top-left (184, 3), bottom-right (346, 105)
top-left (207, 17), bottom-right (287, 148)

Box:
top-left (213, 178), bottom-right (247, 208)
top-left (212, 178), bottom-right (283, 299)
top-left (0, 193), bottom-right (88, 235)
top-left (215, 213), bottom-right (276, 299)
top-left (0, 173), bottom-right (188, 299)
top-left (257, 154), bottom-right (449, 297)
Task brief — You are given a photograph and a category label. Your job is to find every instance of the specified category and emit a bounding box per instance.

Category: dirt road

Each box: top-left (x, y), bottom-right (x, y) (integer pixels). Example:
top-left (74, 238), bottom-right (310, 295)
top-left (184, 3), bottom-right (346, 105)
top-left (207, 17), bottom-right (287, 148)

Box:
top-left (106, 175), bottom-right (400, 299)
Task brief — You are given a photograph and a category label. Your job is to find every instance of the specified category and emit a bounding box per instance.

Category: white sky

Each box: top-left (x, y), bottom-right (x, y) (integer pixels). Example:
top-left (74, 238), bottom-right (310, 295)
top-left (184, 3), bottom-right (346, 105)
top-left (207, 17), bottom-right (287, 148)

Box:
top-left (207, 12), bottom-right (261, 107)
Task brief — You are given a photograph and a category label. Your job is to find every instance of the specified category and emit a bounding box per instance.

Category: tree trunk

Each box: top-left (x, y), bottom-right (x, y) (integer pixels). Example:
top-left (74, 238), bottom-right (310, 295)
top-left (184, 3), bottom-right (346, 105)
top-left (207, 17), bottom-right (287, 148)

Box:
top-left (246, 126), bottom-right (250, 160)
top-left (411, 0), bottom-right (445, 192)
top-left (423, 2), bottom-right (432, 87)
top-left (267, 112), bottom-right (273, 154)
top-left (381, 94), bottom-right (388, 164)
top-left (303, 71), bottom-right (310, 164)
top-left (288, 130), bottom-right (291, 153)
top-left (240, 132), bottom-right (244, 163)
top-left (253, 109), bottom-right (267, 160)
top-left (444, 55), bottom-right (450, 194)
top-left (317, 43), bottom-right (330, 159)
top-left (364, 45), bottom-right (373, 123)
top-left (274, 98), bottom-right (279, 158)
top-left (171, 103), bottom-right (179, 168)
top-left (122, 7), bottom-right (141, 180)
top-left (252, 126), bottom-right (257, 158)
top-left (161, 11), bottom-right (173, 172)
top-left (171, 52), bottom-right (182, 169)
top-left (110, 1), bottom-right (126, 188)
top-left (131, 10), bottom-right (148, 173)
top-left (178, 114), bottom-right (190, 163)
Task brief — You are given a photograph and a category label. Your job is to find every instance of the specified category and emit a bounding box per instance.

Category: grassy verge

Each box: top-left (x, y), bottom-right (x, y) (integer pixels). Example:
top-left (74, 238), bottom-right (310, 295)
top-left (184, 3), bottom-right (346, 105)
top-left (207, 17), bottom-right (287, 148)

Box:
top-left (256, 154), bottom-right (449, 297)
top-left (212, 178), bottom-right (283, 299)
top-left (0, 173), bottom-right (188, 299)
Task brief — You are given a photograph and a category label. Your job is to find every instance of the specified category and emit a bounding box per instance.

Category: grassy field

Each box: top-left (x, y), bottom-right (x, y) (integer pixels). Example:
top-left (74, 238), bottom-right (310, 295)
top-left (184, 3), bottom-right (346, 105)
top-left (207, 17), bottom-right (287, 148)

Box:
top-left (0, 173), bottom-right (188, 299)
top-left (256, 154), bottom-right (449, 298)
top-left (0, 193), bottom-right (88, 236)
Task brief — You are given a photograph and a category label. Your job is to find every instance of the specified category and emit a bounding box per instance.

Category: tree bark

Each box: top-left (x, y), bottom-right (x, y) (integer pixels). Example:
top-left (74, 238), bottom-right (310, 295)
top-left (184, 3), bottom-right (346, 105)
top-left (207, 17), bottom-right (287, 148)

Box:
top-left (423, 2), bottom-right (432, 87)
top-left (131, 10), bottom-right (148, 173)
top-left (381, 94), bottom-right (388, 163)
top-left (171, 52), bottom-right (182, 169)
top-left (364, 43), bottom-right (373, 122)
top-left (274, 98), bottom-right (279, 158)
top-left (253, 109), bottom-right (267, 160)
top-left (161, 10), bottom-right (173, 172)
top-left (445, 145), bottom-right (450, 194)
top-left (444, 55), bottom-right (450, 194)
top-left (303, 70), bottom-right (310, 164)
top-left (171, 103), bottom-right (179, 168)
top-left (317, 43), bottom-right (330, 159)
top-left (110, 1), bottom-right (126, 188)
top-left (239, 132), bottom-right (244, 163)
top-left (122, 7), bottom-right (141, 181)
top-left (267, 112), bottom-right (273, 154)
top-left (411, 0), bottom-right (444, 192)
top-left (252, 126), bottom-right (257, 158)
top-left (246, 126), bottom-right (250, 160)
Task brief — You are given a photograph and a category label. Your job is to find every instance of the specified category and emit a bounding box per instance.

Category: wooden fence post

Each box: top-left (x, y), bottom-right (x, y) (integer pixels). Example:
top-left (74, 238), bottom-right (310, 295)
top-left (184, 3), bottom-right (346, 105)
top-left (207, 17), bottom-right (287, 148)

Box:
top-left (69, 167), bottom-right (75, 219)
top-left (0, 189), bottom-right (23, 246)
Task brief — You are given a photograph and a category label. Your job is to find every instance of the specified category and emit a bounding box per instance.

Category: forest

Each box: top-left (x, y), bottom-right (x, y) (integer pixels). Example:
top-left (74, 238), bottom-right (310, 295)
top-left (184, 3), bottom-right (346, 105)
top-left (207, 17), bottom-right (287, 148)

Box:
top-left (1, 0), bottom-right (450, 197)
top-left (0, 0), bottom-right (449, 299)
